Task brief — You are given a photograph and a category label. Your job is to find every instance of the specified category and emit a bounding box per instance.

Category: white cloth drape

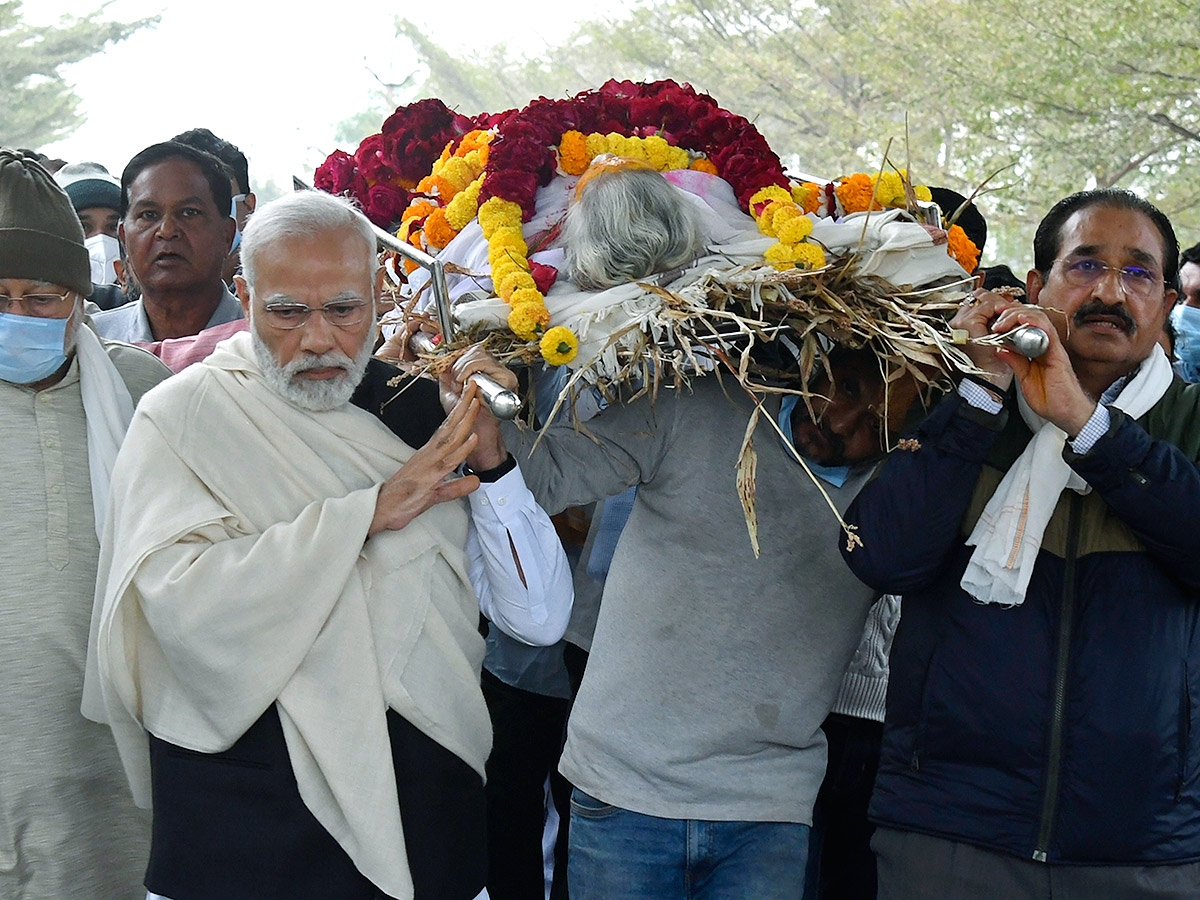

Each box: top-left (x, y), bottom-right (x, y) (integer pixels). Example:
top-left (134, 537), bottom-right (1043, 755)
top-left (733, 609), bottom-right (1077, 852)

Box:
top-left (75, 324), bottom-right (135, 538)
top-left (961, 345), bottom-right (1173, 608)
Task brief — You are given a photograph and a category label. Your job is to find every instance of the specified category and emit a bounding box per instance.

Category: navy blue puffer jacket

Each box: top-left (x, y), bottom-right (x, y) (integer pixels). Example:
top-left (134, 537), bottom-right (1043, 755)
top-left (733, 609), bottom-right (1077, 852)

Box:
top-left (842, 383), bottom-right (1200, 864)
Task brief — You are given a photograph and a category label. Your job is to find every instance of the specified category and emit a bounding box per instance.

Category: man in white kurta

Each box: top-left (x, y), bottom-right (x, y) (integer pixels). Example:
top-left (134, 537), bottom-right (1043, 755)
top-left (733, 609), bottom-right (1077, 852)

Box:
top-left (87, 191), bottom-right (566, 900)
top-left (0, 149), bottom-right (171, 899)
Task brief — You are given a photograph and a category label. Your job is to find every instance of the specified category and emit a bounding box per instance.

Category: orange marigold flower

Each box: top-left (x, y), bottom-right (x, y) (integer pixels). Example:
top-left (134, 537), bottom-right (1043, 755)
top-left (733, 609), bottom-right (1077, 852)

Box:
top-left (401, 200), bottom-right (438, 223)
top-left (793, 182), bottom-right (821, 214)
top-left (424, 208), bottom-right (456, 249)
top-left (946, 224), bottom-right (980, 272)
top-left (690, 158), bottom-right (719, 175)
top-left (558, 131), bottom-right (592, 176)
top-left (836, 174), bottom-right (880, 215)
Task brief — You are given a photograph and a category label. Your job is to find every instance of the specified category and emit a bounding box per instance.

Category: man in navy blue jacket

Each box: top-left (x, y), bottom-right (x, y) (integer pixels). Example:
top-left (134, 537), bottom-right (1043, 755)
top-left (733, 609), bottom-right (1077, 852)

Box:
top-left (841, 188), bottom-right (1200, 898)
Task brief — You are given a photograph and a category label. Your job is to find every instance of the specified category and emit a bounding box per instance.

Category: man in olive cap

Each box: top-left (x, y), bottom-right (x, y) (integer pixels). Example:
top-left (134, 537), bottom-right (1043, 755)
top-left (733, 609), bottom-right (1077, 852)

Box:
top-left (0, 147), bottom-right (169, 898)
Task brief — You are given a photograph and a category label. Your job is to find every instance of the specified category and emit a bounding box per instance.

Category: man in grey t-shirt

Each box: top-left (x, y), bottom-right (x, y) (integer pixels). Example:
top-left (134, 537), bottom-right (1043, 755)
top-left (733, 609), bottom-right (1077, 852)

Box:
top-left (458, 345), bottom-right (923, 900)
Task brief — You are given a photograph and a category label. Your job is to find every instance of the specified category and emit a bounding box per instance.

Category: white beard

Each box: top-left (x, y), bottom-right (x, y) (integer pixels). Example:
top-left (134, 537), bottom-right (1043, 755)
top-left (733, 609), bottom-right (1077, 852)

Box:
top-left (250, 319), bottom-right (376, 412)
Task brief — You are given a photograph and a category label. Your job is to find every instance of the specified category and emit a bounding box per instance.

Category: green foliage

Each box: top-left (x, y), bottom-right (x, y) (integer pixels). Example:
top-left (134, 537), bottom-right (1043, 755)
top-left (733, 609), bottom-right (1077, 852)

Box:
top-left (383, 0), bottom-right (1200, 265)
top-left (0, 1), bottom-right (157, 150)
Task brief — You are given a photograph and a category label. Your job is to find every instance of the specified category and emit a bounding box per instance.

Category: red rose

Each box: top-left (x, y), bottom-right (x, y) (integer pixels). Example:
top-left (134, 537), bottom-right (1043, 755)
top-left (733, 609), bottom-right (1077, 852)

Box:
top-left (314, 150), bottom-right (370, 208)
top-left (529, 260), bottom-right (558, 294)
top-left (480, 168), bottom-right (540, 219)
top-left (381, 98), bottom-right (472, 183)
top-left (362, 183), bottom-right (411, 230)
top-left (354, 134), bottom-right (400, 187)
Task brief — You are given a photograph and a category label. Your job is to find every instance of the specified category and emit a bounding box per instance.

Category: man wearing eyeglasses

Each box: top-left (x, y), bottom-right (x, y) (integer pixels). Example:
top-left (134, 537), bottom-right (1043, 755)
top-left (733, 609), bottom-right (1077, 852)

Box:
top-left (0, 149), bottom-right (170, 898)
top-left (86, 189), bottom-right (572, 900)
top-left (841, 188), bottom-right (1200, 898)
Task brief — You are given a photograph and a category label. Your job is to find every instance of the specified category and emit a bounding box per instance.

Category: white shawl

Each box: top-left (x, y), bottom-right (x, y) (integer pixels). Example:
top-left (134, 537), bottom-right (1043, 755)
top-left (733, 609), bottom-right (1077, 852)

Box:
top-left (83, 331), bottom-right (490, 899)
top-left (961, 345), bottom-right (1173, 607)
top-left (75, 324), bottom-right (136, 538)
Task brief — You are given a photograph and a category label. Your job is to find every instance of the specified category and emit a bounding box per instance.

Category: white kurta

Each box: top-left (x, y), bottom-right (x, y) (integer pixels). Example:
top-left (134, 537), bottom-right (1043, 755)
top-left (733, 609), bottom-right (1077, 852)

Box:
top-left (0, 344), bottom-right (167, 900)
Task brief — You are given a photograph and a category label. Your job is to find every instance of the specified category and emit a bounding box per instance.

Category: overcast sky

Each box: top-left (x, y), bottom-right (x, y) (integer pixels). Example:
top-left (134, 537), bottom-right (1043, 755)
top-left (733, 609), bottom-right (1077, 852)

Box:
top-left (33, 1), bottom-right (600, 194)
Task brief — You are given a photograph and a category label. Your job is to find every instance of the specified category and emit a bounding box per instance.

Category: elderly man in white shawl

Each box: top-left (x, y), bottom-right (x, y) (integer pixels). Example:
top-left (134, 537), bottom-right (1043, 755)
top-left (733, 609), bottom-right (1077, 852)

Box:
top-left (0, 151), bottom-right (169, 899)
top-left (85, 190), bottom-right (573, 900)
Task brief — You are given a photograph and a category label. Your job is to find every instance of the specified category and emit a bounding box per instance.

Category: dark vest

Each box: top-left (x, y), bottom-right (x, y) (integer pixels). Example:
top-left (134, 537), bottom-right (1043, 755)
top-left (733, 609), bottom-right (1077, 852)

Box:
top-left (144, 361), bottom-right (486, 900)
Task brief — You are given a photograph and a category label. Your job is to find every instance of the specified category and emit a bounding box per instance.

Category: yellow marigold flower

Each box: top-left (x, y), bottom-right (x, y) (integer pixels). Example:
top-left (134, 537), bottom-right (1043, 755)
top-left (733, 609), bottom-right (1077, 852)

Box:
top-left (873, 171), bottom-right (904, 208)
top-left (777, 214), bottom-right (814, 245)
top-left (558, 131), bottom-right (592, 176)
top-left (764, 240), bottom-right (826, 271)
top-left (497, 269), bottom-right (537, 300)
top-left (488, 227), bottom-right (528, 258)
top-left (749, 185), bottom-right (792, 211)
top-left (508, 302), bottom-right (551, 340)
top-left (756, 200), bottom-right (790, 237)
top-left (792, 242), bottom-right (826, 270)
top-left (946, 224), bottom-right (980, 272)
top-left (440, 157), bottom-right (476, 192)
top-left (585, 133), bottom-right (609, 159)
top-left (478, 197), bottom-right (522, 238)
top-left (424, 208), bottom-right (456, 249)
top-left (540, 326), bottom-right (579, 366)
top-left (446, 185), bottom-right (481, 231)
top-left (914, 185), bottom-right (932, 202)
top-left (771, 202), bottom-right (802, 229)
top-left (836, 174), bottom-right (879, 215)
top-left (509, 287), bottom-right (545, 307)
top-left (690, 157), bottom-right (719, 175)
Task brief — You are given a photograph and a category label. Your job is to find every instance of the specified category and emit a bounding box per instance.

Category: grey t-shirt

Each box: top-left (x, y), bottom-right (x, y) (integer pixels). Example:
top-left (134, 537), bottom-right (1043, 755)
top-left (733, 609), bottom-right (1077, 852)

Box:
top-left (503, 377), bottom-right (877, 824)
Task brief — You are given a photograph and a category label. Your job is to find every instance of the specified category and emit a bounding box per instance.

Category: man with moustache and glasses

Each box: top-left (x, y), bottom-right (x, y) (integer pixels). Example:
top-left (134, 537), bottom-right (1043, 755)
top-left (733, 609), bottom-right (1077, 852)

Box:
top-left (841, 189), bottom-right (1200, 898)
top-left (85, 190), bottom-right (572, 900)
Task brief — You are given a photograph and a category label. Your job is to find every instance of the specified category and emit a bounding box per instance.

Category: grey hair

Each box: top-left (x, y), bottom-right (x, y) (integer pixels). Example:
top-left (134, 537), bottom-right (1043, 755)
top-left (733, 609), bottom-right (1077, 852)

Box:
top-left (241, 190), bottom-right (377, 289)
top-left (562, 167), bottom-right (703, 291)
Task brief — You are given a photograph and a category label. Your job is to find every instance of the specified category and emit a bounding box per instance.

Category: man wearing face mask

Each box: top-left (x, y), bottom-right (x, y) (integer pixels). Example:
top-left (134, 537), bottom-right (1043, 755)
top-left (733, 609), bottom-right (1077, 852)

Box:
top-left (1169, 242), bottom-right (1200, 381)
top-left (54, 161), bottom-right (129, 310)
top-left (0, 149), bottom-right (170, 897)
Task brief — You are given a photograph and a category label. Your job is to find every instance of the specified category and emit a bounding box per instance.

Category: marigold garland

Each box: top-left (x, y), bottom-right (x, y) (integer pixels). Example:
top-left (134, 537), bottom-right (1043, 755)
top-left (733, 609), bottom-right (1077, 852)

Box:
top-left (946, 224), bottom-right (980, 272)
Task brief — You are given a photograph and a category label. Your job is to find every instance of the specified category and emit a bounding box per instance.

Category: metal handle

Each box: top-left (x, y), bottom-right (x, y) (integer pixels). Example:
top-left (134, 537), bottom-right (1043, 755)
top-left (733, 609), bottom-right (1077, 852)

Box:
top-left (1003, 325), bottom-right (1050, 359)
top-left (409, 332), bottom-right (523, 420)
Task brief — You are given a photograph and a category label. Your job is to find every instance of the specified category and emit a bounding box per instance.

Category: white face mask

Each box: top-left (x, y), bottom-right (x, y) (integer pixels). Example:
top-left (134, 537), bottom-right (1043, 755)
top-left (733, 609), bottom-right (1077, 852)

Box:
top-left (84, 233), bottom-right (121, 285)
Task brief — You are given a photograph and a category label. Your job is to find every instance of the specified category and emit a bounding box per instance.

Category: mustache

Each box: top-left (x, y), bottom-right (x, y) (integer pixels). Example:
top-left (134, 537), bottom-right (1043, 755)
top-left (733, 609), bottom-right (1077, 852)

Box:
top-left (1073, 299), bottom-right (1136, 334)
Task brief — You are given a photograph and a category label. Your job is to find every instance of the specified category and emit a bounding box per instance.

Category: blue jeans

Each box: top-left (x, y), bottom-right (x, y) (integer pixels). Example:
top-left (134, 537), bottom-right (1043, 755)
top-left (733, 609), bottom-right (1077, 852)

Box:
top-left (567, 789), bottom-right (809, 900)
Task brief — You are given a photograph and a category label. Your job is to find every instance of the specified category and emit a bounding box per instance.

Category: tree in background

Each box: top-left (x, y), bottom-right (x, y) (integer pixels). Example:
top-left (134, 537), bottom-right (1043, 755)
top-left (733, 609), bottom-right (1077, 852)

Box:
top-left (0, 1), bottom-right (156, 151)
top-left (380, 0), bottom-right (1199, 267)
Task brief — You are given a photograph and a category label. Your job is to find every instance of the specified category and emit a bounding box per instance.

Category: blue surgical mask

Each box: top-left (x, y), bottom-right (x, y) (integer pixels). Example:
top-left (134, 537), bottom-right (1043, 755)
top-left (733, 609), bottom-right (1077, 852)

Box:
top-left (1174, 305), bottom-right (1200, 381)
top-left (0, 313), bottom-right (71, 384)
top-left (230, 193), bottom-right (245, 254)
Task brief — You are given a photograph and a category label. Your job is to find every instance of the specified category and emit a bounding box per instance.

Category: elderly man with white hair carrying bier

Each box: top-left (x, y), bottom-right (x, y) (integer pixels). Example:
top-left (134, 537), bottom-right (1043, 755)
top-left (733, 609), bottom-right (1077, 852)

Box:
top-left (85, 190), bottom-right (573, 900)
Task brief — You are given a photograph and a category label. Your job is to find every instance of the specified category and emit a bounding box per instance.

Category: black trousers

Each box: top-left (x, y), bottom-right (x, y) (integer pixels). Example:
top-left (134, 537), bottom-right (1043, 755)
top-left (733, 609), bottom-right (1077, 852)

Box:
top-left (482, 670), bottom-right (572, 900)
top-left (805, 713), bottom-right (885, 900)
